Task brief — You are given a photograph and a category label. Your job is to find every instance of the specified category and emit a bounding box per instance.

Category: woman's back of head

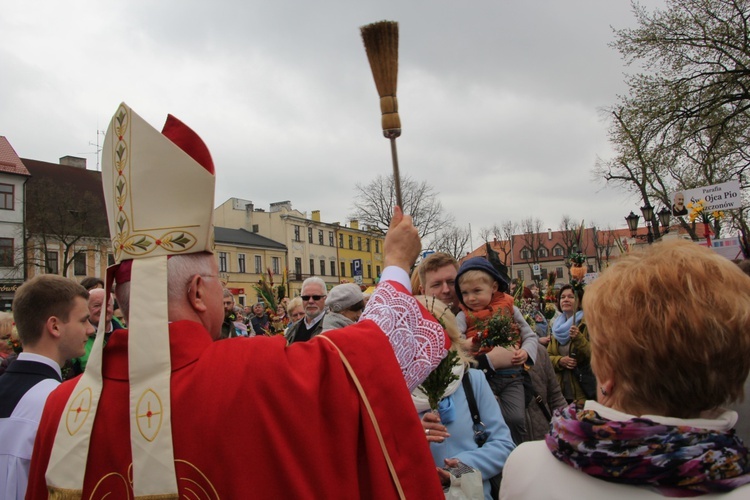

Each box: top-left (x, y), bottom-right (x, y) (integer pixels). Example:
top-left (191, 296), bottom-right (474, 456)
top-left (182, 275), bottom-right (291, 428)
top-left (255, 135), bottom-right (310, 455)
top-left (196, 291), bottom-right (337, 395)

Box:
top-left (583, 239), bottom-right (750, 418)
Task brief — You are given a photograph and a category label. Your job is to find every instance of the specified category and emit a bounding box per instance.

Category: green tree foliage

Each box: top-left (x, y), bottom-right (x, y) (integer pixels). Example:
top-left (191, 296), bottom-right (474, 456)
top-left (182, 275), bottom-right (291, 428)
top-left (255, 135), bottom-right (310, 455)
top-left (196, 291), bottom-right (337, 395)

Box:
top-left (597, 0), bottom-right (750, 246)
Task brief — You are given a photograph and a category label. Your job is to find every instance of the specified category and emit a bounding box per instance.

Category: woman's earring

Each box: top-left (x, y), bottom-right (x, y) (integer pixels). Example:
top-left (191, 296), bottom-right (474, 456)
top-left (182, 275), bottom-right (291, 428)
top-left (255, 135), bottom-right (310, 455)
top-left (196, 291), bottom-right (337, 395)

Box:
top-left (600, 387), bottom-right (607, 396)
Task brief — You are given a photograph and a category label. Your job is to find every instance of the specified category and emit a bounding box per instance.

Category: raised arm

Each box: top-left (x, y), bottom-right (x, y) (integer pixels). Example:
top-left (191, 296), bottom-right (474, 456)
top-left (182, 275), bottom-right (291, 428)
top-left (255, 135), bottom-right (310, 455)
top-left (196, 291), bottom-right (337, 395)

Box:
top-left (359, 207), bottom-right (448, 391)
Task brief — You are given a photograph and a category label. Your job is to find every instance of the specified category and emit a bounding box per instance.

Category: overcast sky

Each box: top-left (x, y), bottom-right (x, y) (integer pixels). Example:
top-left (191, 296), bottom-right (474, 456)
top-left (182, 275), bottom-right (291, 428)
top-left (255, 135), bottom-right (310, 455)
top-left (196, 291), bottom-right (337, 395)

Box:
top-left (1, 0), bottom-right (665, 249)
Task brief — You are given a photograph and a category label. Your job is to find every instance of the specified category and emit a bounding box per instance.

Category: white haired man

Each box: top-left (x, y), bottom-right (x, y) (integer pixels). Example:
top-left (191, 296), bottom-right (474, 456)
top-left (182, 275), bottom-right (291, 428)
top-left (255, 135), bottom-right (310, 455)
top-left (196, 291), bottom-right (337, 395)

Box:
top-left (285, 276), bottom-right (328, 344)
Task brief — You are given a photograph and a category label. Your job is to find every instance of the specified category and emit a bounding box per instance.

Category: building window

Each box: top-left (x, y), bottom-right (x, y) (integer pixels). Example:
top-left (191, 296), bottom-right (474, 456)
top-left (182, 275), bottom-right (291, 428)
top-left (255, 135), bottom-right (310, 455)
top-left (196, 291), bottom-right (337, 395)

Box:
top-left (339, 234), bottom-right (344, 248)
top-left (520, 248), bottom-right (531, 260)
top-left (238, 254), bottom-right (246, 273)
top-left (294, 225), bottom-right (301, 241)
top-left (375, 241), bottom-right (380, 253)
top-left (367, 264), bottom-right (372, 278)
top-left (308, 227), bottom-right (313, 243)
top-left (587, 264), bottom-right (595, 273)
top-left (46, 250), bottom-right (59, 274)
top-left (553, 246), bottom-right (564, 257)
top-left (0, 184), bottom-right (13, 210)
top-left (329, 232), bottom-right (334, 247)
top-left (330, 261), bottom-right (336, 276)
top-left (540, 268), bottom-right (549, 280)
top-left (107, 254), bottom-right (115, 266)
top-left (272, 257), bottom-right (280, 275)
top-left (320, 259), bottom-right (326, 276)
top-left (219, 252), bottom-right (228, 272)
top-left (366, 239), bottom-right (371, 252)
top-left (0, 238), bottom-right (12, 267)
top-left (348, 236), bottom-right (353, 249)
top-left (318, 230), bottom-right (324, 245)
top-left (538, 247), bottom-right (548, 258)
top-left (254, 255), bottom-right (262, 274)
top-left (294, 258), bottom-right (302, 279)
top-left (340, 262), bottom-right (346, 277)
top-left (517, 269), bottom-right (524, 280)
top-left (309, 258), bottom-right (314, 275)
top-left (376, 265), bottom-right (381, 277)
top-left (556, 267), bottom-right (564, 279)
top-left (350, 262), bottom-right (355, 277)
top-left (74, 251), bottom-right (87, 275)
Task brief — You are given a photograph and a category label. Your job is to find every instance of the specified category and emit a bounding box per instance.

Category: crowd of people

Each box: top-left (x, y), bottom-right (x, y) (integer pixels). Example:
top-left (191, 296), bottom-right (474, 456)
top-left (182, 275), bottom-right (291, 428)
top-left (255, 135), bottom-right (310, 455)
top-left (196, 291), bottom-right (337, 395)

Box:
top-left (2, 102), bottom-right (750, 499)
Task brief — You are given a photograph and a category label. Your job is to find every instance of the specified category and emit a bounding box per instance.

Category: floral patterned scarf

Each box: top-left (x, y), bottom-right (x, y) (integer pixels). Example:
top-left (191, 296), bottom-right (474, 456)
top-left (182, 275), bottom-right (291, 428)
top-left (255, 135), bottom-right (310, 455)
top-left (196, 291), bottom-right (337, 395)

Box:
top-left (546, 404), bottom-right (750, 497)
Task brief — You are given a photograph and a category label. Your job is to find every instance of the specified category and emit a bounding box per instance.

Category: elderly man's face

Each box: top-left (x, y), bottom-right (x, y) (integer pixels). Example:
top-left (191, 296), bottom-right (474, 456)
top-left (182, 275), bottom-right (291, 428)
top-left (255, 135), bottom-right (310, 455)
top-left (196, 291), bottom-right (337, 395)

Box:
top-left (88, 289), bottom-right (113, 326)
top-left (253, 303), bottom-right (265, 316)
top-left (422, 265), bottom-right (458, 312)
top-left (301, 283), bottom-right (327, 320)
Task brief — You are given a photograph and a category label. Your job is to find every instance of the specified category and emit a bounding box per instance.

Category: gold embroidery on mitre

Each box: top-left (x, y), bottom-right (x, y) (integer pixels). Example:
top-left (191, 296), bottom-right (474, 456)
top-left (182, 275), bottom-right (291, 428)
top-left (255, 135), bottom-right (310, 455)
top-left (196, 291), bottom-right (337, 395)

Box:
top-left (135, 389), bottom-right (164, 442)
top-left (109, 105), bottom-right (199, 260)
top-left (65, 387), bottom-right (93, 436)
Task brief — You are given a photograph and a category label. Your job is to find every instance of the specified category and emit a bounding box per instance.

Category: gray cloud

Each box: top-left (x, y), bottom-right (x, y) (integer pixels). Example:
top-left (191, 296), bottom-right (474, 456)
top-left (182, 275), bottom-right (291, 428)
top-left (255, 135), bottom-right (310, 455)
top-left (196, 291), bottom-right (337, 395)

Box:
top-left (0, 0), bottom-right (666, 246)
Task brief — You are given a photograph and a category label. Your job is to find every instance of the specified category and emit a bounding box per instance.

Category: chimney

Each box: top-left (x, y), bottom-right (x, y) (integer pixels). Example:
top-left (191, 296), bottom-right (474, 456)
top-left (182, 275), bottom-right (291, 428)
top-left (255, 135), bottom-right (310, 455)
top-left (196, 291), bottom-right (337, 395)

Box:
top-left (350, 219), bottom-right (359, 230)
top-left (548, 228), bottom-right (552, 240)
top-left (60, 156), bottom-right (86, 169)
top-left (312, 210), bottom-right (321, 222)
top-left (270, 201), bottom-right (292, 213)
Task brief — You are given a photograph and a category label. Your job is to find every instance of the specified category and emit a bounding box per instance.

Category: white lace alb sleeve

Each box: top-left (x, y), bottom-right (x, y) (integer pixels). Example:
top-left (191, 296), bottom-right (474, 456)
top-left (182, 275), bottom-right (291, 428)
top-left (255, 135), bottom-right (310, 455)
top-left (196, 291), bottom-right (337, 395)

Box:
top-left (361, 280), bottom-right (447, 392)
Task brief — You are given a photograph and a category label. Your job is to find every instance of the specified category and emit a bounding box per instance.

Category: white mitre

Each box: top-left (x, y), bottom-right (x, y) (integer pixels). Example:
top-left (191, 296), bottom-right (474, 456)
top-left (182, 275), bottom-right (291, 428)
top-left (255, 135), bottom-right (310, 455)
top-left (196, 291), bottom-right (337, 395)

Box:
top-left (45, 103), bottom-right (215, 499)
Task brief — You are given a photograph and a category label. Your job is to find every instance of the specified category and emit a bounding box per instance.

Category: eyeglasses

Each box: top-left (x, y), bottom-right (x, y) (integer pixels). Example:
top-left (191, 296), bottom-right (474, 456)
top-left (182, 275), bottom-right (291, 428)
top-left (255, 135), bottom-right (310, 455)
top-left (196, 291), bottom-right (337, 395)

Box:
top-left (301, 295), bottom-right (325, 301)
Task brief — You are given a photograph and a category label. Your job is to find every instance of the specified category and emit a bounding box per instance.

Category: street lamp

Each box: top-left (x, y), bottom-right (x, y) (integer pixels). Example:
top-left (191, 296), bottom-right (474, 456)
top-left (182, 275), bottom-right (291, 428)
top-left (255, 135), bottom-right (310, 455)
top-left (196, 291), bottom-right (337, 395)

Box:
top-left (625, 204), bottom-right (671, 244)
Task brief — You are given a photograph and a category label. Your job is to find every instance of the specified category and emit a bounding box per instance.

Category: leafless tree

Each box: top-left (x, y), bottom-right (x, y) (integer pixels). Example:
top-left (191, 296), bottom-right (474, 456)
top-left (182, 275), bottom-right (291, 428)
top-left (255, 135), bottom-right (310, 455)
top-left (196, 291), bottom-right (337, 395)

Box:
top-left (428, 225), bottom-right (471, 260)
top-left (25, 177), bottom-right (109, 277)
top-left (591, 225), bottom-right (617, 271)
top-left (519, 217), bottom-right (544, 285)
top-left (351, 174), bottom-right (452, 239)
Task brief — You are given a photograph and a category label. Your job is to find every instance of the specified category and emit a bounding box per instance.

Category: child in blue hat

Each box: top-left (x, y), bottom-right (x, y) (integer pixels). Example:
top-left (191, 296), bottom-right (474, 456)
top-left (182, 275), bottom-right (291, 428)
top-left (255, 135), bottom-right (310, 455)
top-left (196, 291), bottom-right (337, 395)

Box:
top-left (455, 256), bottom-right (539, 445)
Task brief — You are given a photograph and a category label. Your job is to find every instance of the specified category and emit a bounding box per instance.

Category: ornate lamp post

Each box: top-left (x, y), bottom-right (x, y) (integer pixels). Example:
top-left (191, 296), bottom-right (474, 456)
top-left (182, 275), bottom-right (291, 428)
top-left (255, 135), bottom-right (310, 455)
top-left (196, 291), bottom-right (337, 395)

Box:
top-left (625, 204), bottom-right (671, 244)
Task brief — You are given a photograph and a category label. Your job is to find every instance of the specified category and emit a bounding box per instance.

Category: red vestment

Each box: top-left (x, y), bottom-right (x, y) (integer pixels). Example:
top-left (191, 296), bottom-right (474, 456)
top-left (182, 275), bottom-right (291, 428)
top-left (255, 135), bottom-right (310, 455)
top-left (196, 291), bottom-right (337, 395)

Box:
top-left (27, 316), bottom-right (444, 498)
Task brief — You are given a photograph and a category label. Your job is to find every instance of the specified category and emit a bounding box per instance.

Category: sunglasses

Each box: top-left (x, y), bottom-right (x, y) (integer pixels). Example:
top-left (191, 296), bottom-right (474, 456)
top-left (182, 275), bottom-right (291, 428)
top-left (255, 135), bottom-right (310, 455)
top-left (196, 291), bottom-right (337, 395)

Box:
top-left (301, 295), bottom-right (325, 301)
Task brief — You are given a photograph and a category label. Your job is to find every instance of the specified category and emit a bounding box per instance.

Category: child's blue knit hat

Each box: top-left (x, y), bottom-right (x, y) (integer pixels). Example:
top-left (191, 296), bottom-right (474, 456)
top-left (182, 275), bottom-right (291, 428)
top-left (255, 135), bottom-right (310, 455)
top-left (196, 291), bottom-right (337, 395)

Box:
top-left (455, 256), bottom-right (510, 305)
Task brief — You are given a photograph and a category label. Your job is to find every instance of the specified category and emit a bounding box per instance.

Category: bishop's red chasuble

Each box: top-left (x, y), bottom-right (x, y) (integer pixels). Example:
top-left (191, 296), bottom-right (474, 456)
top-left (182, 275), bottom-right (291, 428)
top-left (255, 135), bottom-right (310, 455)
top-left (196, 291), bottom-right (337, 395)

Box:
top-left (27, 311), bottom-right (445, 498)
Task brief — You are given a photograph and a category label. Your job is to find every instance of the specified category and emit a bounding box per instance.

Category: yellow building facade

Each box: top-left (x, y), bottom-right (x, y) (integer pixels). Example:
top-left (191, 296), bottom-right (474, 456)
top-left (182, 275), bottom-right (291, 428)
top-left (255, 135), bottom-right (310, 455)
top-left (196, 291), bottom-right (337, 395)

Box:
top-left (335, 220), bottom-right (384, 287)
top-left (214, 227), bottom-right (287, 307)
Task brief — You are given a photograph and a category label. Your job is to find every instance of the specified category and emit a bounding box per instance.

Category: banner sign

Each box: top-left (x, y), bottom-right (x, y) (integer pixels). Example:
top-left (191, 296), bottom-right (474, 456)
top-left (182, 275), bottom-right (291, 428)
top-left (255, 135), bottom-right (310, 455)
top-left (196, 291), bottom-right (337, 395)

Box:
top-left (671, 180), bottom-right (742, 216)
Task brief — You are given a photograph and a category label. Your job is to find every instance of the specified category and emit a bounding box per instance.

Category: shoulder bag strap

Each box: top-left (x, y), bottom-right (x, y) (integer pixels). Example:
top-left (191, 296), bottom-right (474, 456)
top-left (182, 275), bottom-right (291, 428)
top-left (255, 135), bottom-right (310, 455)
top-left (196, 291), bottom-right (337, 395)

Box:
top-left (462, 372), bottom-right (481, 427)
top-left (318, 335), bottom-right (406, 500)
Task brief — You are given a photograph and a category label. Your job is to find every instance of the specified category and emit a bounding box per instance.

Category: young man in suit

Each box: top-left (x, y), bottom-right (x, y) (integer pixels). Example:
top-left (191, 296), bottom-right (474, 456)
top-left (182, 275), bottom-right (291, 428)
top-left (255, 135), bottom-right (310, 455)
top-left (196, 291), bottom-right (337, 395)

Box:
top-left (0, 275), bottom-right (93, 499)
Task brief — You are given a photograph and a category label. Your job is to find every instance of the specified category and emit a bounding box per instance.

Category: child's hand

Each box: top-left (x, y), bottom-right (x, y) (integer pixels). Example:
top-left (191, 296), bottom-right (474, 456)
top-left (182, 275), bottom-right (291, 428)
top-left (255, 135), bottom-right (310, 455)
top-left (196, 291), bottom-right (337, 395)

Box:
top-left (511, 348), bottom-right (528, 366)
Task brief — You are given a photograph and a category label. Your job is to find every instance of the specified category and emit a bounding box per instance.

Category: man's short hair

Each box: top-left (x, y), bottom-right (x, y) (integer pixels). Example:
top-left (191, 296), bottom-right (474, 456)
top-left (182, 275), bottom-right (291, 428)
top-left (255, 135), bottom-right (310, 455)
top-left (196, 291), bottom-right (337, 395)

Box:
top-left (301, 276), bottom-right (327, 293)
top-left (417, 253), bottom-right (458, 289)
top-left (114, 252), bottom-right (216, 322)
top-left (13, 275), bottom-right (89, 347)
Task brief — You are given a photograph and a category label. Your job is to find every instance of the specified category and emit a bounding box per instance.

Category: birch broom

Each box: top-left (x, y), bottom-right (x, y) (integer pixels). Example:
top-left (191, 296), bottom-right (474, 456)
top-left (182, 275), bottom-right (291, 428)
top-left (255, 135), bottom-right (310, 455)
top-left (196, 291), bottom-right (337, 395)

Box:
top-left (360, 20), bottom-right (404, 208)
